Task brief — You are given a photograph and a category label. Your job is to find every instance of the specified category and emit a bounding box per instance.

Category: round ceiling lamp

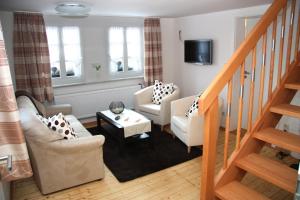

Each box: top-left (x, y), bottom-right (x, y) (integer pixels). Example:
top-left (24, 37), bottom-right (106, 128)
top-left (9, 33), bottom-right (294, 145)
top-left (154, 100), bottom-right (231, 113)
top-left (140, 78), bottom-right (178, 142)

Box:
top-left (55, 2), bottom-right (91, 17)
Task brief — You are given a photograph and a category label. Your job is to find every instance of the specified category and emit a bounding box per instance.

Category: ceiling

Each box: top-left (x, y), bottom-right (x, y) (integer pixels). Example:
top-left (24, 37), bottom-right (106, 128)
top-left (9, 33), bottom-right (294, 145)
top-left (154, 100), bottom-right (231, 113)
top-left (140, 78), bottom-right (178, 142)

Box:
top-left (0, 0), bottom-right (272, 18)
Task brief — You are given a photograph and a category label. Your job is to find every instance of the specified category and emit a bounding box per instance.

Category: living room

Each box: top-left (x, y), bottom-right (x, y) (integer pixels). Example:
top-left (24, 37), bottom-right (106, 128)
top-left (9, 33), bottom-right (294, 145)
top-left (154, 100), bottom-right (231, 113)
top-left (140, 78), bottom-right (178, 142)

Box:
top-left (0, 0), bottom-right (300, 199)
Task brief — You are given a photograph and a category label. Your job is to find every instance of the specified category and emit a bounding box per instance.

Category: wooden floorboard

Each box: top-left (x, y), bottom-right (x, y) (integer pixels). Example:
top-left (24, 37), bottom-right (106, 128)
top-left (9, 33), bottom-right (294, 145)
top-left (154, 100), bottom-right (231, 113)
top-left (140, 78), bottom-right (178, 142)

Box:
top-left (12, 127), bottom-right (298, 200)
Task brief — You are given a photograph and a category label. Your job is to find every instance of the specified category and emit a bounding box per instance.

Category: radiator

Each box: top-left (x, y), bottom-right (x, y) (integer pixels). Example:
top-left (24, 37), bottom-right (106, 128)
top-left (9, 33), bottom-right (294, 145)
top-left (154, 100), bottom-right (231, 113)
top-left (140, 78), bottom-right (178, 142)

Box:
top-left (54, 84), bottom-right (141, 119)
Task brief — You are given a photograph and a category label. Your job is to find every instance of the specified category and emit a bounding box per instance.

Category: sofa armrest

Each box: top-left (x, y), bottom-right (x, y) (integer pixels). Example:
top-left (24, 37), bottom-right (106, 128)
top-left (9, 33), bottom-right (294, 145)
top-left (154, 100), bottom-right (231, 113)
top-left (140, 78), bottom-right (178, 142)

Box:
top-left (45, 104), bottom-right (72, 117)
top-left (134, 86), bottom-right (154, 109)
top-left (48, 135), bottom-right (105, 154)
top-left (171, 95), bottom-right (195, 117)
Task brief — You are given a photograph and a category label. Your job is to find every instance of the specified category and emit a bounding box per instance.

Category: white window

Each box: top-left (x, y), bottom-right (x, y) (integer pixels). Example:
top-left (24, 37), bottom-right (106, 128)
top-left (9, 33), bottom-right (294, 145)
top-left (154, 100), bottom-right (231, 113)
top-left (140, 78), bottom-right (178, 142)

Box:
top-left (46, 26), bottom-right (83, 85)
top-left (108, 26), bottom-right (143, 76)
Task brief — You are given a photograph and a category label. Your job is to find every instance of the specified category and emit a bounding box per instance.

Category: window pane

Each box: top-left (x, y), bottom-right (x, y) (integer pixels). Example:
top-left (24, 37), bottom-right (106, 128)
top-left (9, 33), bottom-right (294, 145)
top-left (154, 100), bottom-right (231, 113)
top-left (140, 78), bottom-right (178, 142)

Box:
top-left (62, 27), bottom-right (82, 77)
top-left (65, 61), bottom-right (81, 77)
top-left (126, 27), bottom-right (142, 71)
top-left (62, 27), bottom-right (80, 44)
top-left (64, 44), bottom-right (81, 60)
top-left (109, 27), bottom-right (124, 72)
top-left (46, 27), bottom-right (61, 78)
top-left (46, 27), bottom-right (59, 45)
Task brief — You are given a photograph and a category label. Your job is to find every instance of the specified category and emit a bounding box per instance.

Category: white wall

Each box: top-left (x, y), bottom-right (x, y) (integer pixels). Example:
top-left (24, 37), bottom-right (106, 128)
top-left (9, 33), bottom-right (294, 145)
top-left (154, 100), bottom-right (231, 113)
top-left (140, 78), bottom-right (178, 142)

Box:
top-left (0, 13), bottom-right (144, 120)
top-left (44, 15), bottom-right (145, 120)
top-left (168, 5), bottom-right (269, 97)
top-left (161, 18), bottom-right (179, 84)
top-left (160, 4), bottom-right (270, 127)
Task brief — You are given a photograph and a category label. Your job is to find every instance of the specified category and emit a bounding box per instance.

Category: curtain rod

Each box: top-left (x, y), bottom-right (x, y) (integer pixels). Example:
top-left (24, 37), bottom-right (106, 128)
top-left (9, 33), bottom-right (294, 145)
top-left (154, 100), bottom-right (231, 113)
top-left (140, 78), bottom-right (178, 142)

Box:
top-left (14, 11), bottom-right (42, 14)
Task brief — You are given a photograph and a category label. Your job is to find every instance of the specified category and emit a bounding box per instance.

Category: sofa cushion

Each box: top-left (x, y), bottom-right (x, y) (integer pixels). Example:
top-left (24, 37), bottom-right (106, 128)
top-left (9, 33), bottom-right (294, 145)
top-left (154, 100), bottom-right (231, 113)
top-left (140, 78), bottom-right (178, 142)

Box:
top-left (171, 115), bottom-right (188, 132)
top-left (47, 113), bottom-right (77, 140)
top-left (152, 80), bottom-right (174, 105)
top-left (138, 103), bottom-right (161, 115)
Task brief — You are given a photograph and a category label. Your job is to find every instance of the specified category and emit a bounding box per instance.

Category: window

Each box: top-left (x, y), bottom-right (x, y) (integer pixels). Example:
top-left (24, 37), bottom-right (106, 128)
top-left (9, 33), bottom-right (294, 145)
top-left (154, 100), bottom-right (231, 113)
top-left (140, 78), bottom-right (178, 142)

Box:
top-left (108, 27), bottom-right (143, 75)
top-left (46, 26), bottom-right (82, 85)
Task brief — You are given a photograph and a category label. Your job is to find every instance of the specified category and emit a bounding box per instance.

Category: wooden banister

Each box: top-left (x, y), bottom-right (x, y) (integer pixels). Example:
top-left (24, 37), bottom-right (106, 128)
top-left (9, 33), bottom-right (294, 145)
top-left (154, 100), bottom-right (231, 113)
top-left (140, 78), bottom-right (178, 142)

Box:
top-left (199, 0), bottom-right (294, 199)
top-left (200, 97), bottom-right (219, 200)
top-left (258, 33), bottom-right (267, 117)
top-left (236, 62), bottom-right (245, 150)
top-left (286, 0), bottom-right (296, 71)
top-left (295, 6), bottom-right (300, 61)
top-left (198, 0), bottom-right (287, 114)
top-left (223, 80), bottom-right (233, 168)
top-left (247, 47), bottom-right (257, 132)
top-left (277, 5), bottom-right (287, 86)
top-left (267, 18), bottom-right (277, 99)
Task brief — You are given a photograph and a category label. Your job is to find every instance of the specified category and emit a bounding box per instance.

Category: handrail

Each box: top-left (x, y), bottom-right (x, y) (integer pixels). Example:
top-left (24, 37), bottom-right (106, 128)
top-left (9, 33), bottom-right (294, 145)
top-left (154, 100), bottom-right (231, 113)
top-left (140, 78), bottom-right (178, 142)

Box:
top-left (199, 0), bottom-right (296, 199)
top-left (198, 0), bottom-right (287, 114)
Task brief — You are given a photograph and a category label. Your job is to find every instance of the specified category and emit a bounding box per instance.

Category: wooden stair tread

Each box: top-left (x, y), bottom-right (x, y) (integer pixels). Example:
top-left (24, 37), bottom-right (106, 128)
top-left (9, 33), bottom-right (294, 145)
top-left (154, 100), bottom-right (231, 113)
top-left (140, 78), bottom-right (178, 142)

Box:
top-left (236, 153), bottom-right (297, 193)
top-left (215, 181), bottom-right (270, 200)
top-left (254, 128), bottom-right (300, 153)
top-left (285, 83), bottom-right (300, 90)
top-left (270, 104), bottom-right (300, 118)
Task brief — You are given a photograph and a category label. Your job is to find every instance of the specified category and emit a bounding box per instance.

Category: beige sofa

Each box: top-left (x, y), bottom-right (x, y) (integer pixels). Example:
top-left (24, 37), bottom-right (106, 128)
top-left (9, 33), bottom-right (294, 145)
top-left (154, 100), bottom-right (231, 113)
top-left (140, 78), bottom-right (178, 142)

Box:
top-left (134, 85), bottom-right (180, 130)
top-left (16, 95), bottom-right (105, 194)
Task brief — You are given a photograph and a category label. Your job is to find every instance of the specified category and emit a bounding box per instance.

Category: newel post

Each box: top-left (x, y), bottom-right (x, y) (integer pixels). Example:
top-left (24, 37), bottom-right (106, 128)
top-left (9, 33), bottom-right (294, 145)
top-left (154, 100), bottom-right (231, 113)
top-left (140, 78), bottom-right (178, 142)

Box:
top-left (200, 97), bottom-right (219, 200)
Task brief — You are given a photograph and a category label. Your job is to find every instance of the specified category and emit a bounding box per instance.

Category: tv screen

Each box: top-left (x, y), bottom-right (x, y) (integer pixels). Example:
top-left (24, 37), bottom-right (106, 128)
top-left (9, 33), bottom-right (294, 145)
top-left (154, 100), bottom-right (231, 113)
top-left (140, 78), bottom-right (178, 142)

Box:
top-left (184, 40), bottom-right (213, 65)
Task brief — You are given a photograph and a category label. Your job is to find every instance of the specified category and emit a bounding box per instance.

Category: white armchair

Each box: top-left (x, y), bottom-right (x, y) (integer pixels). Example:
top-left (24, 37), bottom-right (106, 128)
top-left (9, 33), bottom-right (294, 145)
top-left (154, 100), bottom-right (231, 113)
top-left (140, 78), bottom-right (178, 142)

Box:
top-left (134, 85), bottom-right (180, 130)
top-left (171, 95), bottom-right (223, 153)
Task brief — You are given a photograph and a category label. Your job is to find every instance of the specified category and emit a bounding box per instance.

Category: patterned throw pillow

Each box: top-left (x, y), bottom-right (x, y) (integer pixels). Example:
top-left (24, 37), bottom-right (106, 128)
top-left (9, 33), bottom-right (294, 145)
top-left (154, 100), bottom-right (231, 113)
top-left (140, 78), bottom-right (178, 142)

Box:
top-left (36, 114), bottom-right (49, 125)
top-left (152, 80), bottom-right (174, 105)
top-left (186, 93), bottom-right (202, 117)
top-left (45, 113), bottom-right (77, 139)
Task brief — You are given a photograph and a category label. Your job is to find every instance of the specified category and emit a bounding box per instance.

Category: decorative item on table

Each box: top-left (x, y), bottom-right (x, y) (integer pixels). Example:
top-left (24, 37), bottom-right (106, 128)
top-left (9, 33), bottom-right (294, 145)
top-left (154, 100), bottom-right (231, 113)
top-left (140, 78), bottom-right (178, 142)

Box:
top-left (109, 101), bottom-right (125, 115)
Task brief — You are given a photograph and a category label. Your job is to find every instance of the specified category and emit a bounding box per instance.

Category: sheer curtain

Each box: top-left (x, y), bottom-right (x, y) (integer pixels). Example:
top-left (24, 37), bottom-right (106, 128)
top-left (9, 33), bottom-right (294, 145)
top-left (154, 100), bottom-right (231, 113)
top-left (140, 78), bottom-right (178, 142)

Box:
top-left (144, 18), bottom-right (163, 86)
top-left (0, 21), bottom-right (32, 181)
top-left (13, 12), bottom-right (54, 103)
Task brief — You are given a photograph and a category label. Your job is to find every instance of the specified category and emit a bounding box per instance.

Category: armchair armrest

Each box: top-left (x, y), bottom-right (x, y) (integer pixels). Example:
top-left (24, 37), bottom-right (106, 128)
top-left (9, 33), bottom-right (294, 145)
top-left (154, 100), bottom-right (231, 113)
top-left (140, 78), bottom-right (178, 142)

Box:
top-left (161, 88), bottom-right (180, 111)
top-left (45, 104), bottom-right (72, 117)
top-left (171, 95), bottom-right (195, 117)
top-left (134, 86), bottom-right (154, 108)
top-left (48, 135), bottom-right (105, 154)
top-left (159, 87), bottom-right (180, 125)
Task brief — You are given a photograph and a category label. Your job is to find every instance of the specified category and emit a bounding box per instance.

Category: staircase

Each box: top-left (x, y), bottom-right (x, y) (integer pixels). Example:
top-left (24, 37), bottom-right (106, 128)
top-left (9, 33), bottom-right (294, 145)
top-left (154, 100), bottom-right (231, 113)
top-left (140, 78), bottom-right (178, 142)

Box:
top-left (199, 0), bottom-right (300, 199)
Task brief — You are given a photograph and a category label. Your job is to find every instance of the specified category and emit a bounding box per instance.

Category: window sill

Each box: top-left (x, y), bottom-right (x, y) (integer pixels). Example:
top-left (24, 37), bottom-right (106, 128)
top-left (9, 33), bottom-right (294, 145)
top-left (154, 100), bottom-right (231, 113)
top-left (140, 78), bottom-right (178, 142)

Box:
top-left (53, 76), bottom-right (144, 88)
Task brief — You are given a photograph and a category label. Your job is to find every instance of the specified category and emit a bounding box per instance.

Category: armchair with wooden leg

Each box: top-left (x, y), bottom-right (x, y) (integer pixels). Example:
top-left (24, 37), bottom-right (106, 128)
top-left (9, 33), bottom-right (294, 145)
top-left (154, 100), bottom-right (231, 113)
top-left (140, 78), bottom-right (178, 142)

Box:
top-left (171, 95), bottom-right (223, 153)
top-left (134, 84), bottom-right (180, 131)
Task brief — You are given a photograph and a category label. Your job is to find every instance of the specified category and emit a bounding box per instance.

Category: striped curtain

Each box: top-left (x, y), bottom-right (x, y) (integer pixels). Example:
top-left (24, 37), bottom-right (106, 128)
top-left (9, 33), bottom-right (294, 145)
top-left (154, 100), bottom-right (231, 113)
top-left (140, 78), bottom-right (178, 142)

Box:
top-left (0, 22), bottom-right (32, 181)
top-left (13, 12), bottom-right (54, 103)
top-left (144, 18), bottom-right (163, 86)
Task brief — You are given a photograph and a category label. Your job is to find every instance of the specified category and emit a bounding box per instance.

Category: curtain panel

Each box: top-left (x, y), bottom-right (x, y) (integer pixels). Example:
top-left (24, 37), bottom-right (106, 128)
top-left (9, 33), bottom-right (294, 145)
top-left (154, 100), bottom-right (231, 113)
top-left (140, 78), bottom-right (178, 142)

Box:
top-left (0, 22), bottom-right (32, 181)
top-left (13, 12), bottom-right (54, 103)
top-left (144, 18), bottom-right (163, 86)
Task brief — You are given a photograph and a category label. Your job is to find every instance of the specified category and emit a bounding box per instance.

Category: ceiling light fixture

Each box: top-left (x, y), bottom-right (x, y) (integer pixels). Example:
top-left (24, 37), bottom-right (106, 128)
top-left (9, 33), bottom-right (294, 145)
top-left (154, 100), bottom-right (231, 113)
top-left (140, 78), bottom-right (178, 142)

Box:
top-left (55, 2), bottom-right (91, 17)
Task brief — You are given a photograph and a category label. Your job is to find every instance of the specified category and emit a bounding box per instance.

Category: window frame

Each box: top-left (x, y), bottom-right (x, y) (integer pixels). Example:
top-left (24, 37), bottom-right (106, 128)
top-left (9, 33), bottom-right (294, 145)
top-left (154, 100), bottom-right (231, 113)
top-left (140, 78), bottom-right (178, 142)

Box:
top-left (107, 26), bottom-right (144, 78)
top-left (46, 26), bottom-right (84, 86)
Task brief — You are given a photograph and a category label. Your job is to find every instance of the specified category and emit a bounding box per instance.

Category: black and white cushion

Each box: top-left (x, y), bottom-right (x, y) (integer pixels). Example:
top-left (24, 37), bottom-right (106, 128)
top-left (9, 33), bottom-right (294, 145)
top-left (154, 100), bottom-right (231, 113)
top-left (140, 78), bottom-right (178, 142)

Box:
top-left (46, 113), bottom-right (77, 139)
top-left (186, 93), bottom-right (202, 117)
top-left (152, 80), bottom-right (174, 105)
top-left (36, 114), bottom-right (49, 125)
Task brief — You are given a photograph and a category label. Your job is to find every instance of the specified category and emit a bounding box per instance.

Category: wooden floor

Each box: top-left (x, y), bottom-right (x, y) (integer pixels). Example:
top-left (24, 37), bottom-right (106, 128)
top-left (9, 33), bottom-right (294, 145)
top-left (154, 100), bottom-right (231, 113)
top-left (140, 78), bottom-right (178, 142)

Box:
top-left (12, 127), bottom-right (298, 200)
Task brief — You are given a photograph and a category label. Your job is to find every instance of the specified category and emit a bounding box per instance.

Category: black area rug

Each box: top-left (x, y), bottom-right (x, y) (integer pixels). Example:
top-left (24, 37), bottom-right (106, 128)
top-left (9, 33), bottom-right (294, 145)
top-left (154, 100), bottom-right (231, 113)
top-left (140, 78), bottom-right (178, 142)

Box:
top-left (88, 125), bottom-right (202, 182)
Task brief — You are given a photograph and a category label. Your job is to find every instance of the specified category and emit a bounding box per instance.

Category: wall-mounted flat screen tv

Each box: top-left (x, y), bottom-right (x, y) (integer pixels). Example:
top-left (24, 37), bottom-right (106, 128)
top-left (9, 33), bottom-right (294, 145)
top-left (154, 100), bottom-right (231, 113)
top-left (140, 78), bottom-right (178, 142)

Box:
top-left (184, 40), bottom-right (213, 65)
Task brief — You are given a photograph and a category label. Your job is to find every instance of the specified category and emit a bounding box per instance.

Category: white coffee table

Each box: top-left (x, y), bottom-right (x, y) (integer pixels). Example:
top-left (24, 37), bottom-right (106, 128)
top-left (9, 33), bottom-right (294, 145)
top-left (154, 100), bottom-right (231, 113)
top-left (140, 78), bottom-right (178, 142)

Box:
top-left (96, 109), bottom-right (152, 151)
